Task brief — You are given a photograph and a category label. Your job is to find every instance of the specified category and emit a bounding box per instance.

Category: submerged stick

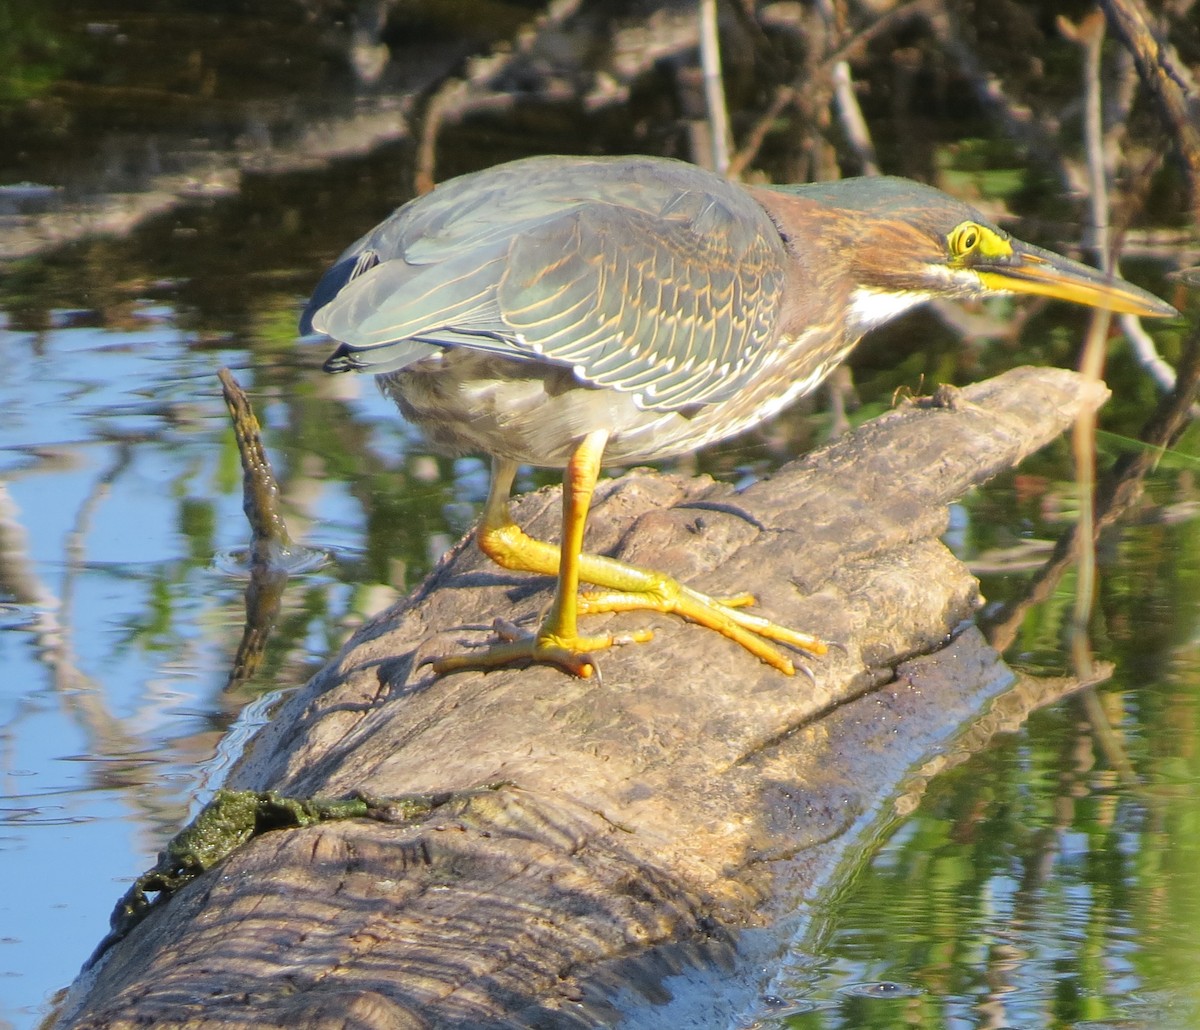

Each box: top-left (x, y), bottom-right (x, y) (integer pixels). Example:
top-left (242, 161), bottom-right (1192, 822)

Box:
top-left (217, 367), bottom-right (292, 691)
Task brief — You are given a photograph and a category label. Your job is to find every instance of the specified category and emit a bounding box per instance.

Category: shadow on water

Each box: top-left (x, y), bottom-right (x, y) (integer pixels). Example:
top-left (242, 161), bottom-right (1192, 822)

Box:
top-left (0, 1), bottom-right (1198, 1027)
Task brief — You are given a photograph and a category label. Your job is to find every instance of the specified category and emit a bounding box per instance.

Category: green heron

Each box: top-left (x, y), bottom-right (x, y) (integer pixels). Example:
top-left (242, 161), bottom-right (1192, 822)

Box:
top-left (300, 155), bottom-right (1175, 677)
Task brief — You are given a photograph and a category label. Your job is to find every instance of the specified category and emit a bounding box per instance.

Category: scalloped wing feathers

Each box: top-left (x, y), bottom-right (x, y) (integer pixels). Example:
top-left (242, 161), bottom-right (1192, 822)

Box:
top-left (304, 157), bottom-right (788, 412)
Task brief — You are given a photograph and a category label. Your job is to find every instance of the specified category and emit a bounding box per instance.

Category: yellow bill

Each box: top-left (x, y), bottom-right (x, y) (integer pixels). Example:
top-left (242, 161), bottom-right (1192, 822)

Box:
top-left (975, 241), bottom-right (1178, 318)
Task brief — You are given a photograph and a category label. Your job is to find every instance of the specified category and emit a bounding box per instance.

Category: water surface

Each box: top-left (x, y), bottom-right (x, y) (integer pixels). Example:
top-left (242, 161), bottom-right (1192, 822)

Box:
top-left (1, 4), bottom-right (1198, 1028)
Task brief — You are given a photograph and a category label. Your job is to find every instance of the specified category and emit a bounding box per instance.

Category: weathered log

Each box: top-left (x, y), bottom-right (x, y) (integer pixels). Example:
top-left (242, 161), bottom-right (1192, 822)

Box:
top-left (56, 366), bottom-right (1109, 1030)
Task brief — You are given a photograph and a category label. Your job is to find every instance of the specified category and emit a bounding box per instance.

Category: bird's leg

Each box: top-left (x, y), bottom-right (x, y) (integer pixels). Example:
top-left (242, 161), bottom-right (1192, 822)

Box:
top-left (428, 431), bottom-right (826, 679)
top-left (429, 431), bottom-right (649, 679)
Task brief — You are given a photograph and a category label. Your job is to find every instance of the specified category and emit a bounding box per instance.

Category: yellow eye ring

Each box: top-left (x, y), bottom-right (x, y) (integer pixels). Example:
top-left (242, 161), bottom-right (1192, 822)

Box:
top-left (950, 222), bottom-right (982, 256)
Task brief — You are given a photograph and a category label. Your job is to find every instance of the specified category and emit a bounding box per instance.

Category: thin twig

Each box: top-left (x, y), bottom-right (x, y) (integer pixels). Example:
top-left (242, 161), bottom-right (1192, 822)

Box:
top-left (830, 59), bottom-right (879, 176)
top-left (1059, 11), bottom-right (1108, 681)
top-left (727, 84), bottom-right (796, 180)
top-left (986, 4), bottom-right (1200, 675)
top-left (1100, 0), bottom-right (1200, 223)
top-left (984, 324), bottom-right (1200, 655)
top-left (816, 0), bottom-right (934, 76)
top-left (728, 0), bottom-right (929, 179)
top-left (413, 79), bottom-right (465, 196)
top-left (699, 0), bottom-right (732, 175)
top-left (1061, 12), bottom-right (1186, 399)
top-left (818, 0), bottom-right (878, 175)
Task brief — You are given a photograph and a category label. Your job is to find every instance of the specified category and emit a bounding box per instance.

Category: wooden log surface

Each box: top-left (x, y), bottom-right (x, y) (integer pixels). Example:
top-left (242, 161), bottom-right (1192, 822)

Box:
top-left (57, 366), bottom-right (1110, 1030)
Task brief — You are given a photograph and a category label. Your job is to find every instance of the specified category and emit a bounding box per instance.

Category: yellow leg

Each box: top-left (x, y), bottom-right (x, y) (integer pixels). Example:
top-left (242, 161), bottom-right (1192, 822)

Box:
top-left (427, 431), bottom-right (826, 678)
top-left (431, 431), bottom-right (644, 678)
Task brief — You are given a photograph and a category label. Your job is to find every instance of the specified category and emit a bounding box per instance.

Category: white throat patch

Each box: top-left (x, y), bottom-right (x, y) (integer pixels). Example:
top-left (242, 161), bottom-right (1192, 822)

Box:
top-left (847, 286), bottom-right (931, 335)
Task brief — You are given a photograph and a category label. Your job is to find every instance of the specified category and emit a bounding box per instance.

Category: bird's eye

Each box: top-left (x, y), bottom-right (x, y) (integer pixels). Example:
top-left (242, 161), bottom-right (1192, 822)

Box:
top-left (950, 223), bottom-right (982, 256)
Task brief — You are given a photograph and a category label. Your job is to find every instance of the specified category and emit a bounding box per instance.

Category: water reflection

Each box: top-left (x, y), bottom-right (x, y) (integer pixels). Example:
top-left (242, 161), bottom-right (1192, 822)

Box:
top-left (3, 213), bottom-right (1197, 1030)
top-left (749, 661), bottom-right (1200, 1030)
top-left (0, 300), bottom-right (424, 1022)
top-left (3, 180), bottom-right (1198, 1030)
top-left (1, 2), bottom-right (1198, 1027)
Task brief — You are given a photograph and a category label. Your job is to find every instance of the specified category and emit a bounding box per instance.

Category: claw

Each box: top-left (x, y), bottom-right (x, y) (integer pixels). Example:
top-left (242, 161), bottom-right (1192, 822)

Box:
top-left (427, 435), bottom-right (827, 679)
top-left (422, 620), bottom-right (653, 679)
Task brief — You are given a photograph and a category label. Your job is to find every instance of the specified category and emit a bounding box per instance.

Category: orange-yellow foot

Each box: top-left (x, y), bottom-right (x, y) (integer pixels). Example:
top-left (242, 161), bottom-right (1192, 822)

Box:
top-left (463, 437), bottom-right (827, 679)
top-left (477, 506), bottom-right (828, 675)
top-left (575, 581), bottom-right (826, 677)
top-left (423, 619), bottom-right (654, 679)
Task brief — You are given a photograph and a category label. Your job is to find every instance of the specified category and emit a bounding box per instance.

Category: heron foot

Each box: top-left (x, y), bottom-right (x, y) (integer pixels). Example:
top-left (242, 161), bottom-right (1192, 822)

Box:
top-left (576, 579), bottom-right (826, 676)
top-left (468, 441), bottom-right (826, 678)
top-left (424, 619), bottom-right (654, 679)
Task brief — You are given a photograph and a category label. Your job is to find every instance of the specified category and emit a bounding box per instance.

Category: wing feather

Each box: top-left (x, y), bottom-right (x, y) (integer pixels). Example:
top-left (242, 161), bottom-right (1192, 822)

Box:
top-left (302, 156), bottom-right (788, 410)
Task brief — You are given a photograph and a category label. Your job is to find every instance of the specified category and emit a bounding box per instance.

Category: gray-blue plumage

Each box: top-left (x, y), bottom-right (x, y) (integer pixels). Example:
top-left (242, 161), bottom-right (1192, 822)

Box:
top-left (300, 155), bottom-right (1174, 469)
top-left (302, 155), bottom-right (787, 412)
